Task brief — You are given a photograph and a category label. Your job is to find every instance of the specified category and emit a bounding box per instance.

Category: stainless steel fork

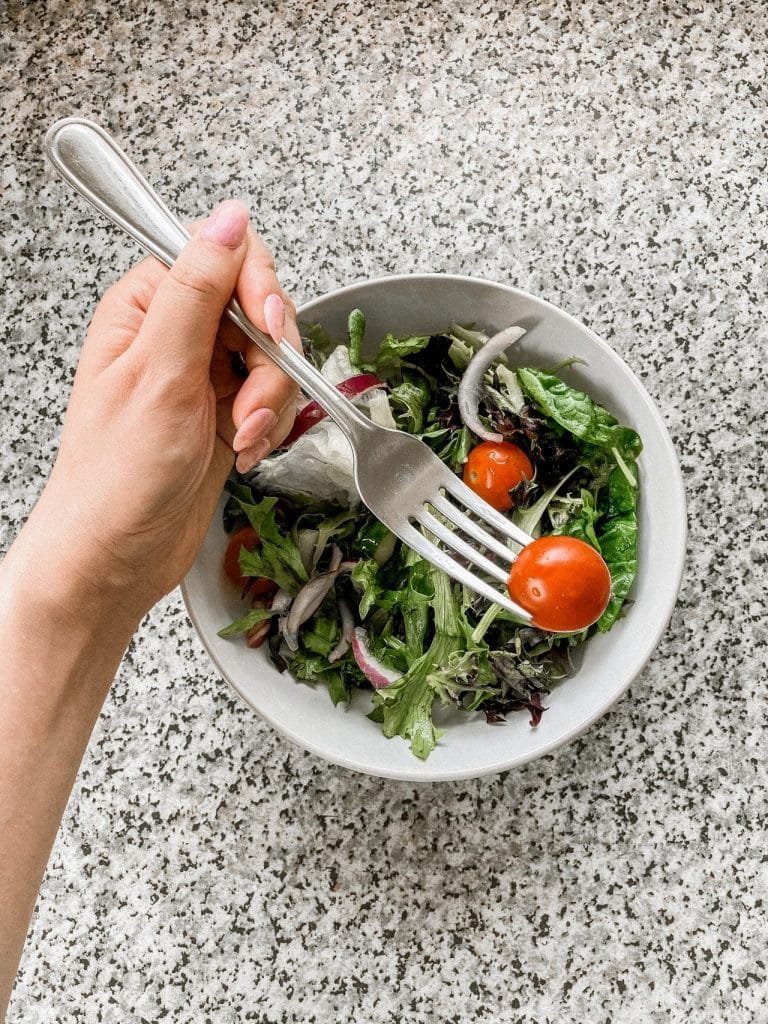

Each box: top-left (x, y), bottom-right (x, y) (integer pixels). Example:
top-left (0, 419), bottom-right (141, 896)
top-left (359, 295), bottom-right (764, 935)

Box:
top-left (44, 117), bottom-right (535, 618)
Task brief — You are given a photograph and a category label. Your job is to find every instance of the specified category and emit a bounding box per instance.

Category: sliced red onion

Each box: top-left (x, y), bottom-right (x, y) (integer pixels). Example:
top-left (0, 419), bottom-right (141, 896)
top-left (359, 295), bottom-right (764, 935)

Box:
top-left (280, 374), bottom-right (385, 447)
top-left (329, 597), bottom-right (355, 663)
top-left (457, 325), bottom-right (526, 442)
top-left (242, 593), bottom-right (282, 647)
top-left (270, 588), bottom-right (293, 615)
top-left (282, 552), bottom-right (357, 651)
top-left (327, 544), bottom-right (343, 574)
top-left (351, 627), bottom-right (402, 689)
top-left (297, 529), bottom-right (319, 577)
top-left (246, 619), bottom-right (272, 648)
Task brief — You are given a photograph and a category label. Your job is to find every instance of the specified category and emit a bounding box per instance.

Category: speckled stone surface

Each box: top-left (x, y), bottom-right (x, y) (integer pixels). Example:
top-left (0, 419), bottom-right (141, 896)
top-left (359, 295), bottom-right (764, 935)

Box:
top-left (1, 1), bottom-right (766, 1021)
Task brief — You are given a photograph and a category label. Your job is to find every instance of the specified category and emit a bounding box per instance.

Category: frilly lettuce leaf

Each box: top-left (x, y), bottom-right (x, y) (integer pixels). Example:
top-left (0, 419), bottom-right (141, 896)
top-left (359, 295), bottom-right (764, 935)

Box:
top-left (226, 490), bottom-right (307, 594)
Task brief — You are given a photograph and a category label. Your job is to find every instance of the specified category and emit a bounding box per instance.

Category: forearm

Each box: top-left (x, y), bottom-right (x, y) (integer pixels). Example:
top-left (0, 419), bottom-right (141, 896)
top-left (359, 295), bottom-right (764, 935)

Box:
top-left (0, 515), bottom-right (142, 1014)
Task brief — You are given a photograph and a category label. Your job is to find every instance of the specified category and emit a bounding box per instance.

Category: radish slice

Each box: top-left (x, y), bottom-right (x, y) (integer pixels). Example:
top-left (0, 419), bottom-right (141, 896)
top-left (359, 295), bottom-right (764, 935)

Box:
top-left (351, 627), bottom-right (402, 689)
top-left (280, 374), bottom-right (385, 447)
top-left (457, 326), bottom-right (526, 441)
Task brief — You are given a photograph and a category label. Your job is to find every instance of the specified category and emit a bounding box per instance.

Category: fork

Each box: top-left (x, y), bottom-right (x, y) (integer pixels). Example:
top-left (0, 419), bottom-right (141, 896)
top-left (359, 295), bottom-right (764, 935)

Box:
top-left (44, 117), bottom-right (535, 618)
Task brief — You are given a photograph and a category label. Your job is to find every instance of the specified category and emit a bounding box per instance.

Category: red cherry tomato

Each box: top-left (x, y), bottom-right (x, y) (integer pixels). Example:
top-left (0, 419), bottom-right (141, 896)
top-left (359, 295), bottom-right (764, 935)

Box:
top-left (463, 441), bottom-right (534, 511)
top-left (507, 535), bottom-right (611, 632)
top-left (223, 527), bottom-right (275, 595)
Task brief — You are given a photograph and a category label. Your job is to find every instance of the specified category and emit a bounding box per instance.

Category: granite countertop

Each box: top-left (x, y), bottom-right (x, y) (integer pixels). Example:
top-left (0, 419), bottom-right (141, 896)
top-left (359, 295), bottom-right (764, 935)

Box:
top-left (1, 2), bottom-right (766, 1021)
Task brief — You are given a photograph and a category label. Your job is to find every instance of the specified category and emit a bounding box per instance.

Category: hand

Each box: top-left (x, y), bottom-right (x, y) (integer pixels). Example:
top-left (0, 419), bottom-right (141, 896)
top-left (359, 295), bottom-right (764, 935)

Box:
top-left (27, 200), bottom-right (300, 619)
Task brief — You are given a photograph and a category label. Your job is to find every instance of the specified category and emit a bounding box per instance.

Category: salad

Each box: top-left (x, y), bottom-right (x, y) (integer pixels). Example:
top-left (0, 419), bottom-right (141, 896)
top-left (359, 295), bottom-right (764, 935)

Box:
top-left (218, 313), bottom-right (642, 760)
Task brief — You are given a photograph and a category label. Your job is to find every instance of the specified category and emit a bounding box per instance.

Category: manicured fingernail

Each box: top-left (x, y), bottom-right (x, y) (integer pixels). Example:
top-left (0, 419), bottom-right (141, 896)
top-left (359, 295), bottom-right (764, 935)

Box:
top-left (233, 407), bottom-right (278, 452)
top-left (199, 200), bottom-right (249, 248)
top-left (236, 438), bottom-right (271, 474)
top-left (264, 293), bottom-right (285, 343)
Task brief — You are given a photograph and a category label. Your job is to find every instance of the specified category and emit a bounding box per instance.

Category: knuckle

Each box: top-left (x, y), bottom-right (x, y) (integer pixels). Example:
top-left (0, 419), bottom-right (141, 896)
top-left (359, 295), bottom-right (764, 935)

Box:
top-left (170, 258), bottom-right (222, 302)
top-left (122, 275), bottom-right (158, 315)
top-left (103, 258), bottom-right (164, 310)
top-left (97, 283), bottom-right (144, 334)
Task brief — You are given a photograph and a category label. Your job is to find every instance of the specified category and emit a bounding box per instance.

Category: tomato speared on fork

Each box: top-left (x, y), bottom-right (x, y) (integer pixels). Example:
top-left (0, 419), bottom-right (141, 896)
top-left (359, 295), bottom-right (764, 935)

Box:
top-left (507, 535), bottom-right (611, 632)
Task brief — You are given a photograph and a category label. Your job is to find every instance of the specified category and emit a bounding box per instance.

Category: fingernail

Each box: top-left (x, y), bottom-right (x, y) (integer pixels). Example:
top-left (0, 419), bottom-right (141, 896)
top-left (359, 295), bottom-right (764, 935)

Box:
top-left (264, 293), bottom-right (285, 343)
top-left (233, 408), bottom-right (278, 452)
top-left (236, 438), bottom-right (271, 474)
top-left (199, 200), bottom-right (249, 248)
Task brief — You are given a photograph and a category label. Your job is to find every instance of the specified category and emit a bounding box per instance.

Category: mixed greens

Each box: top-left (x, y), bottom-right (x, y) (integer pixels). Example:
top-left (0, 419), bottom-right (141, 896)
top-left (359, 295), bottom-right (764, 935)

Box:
top-left (218, 313), bottom-right (642, 759)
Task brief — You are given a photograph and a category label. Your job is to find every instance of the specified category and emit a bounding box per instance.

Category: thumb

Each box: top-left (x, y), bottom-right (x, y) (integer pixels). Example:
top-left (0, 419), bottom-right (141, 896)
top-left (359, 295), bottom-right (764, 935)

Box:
top-left (132, 200), bottom-right (249, 376)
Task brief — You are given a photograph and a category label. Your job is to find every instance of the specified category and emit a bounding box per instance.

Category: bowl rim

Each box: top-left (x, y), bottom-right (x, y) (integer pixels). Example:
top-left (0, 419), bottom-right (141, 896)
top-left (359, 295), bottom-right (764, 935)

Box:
top-left (182, 272), bottom-right (687, 781)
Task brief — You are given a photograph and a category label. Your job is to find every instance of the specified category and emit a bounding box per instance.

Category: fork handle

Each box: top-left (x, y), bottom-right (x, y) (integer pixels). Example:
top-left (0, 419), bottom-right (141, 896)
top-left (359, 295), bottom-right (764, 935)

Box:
top-left (44, 117), bottom-right (375, 443)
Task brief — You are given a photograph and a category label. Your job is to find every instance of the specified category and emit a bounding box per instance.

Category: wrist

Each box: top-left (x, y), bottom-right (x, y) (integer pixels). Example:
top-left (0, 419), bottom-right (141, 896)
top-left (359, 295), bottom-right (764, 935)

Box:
top-left (0, 540), bottom-right (141, 720)
top-left (2, 506), bottom-right (147, 643)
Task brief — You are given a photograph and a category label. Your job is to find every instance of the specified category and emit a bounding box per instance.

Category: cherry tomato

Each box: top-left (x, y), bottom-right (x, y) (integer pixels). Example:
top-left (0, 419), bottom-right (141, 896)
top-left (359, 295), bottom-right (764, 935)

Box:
top-left (507, 535), bottom-right (611, 632)
top-left (463, 441), bottom-right (534, 511)
top-left (223, 527), bottom-right (275, 595)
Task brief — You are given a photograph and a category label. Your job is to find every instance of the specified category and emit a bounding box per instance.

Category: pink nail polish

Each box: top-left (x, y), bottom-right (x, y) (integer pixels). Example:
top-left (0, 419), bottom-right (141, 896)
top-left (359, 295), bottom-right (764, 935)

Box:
top-left (264, 293), bottom-right (286, 343)
top-left (236, 438), bottom-right (272, 474)
top-left (199, 200), bottom-right (249, 248)
top-left (233, 408), bottom-right (278, 452)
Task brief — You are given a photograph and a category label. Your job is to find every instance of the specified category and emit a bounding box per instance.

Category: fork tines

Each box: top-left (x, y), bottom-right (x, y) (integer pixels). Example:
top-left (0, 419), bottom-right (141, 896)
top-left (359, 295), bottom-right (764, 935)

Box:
top-left (407, 474), bottom-right (534, 619)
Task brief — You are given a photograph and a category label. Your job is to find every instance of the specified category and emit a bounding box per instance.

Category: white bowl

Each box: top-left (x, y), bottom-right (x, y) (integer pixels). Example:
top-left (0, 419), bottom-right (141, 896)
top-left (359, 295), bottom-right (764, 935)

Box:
top-left (182, 274), bottom-right (686, 782)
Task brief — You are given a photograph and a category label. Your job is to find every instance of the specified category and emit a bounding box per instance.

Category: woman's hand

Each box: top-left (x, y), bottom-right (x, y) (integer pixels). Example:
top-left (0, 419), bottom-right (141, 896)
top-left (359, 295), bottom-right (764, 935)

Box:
top-left (26, 200), bottom-right (300, 619)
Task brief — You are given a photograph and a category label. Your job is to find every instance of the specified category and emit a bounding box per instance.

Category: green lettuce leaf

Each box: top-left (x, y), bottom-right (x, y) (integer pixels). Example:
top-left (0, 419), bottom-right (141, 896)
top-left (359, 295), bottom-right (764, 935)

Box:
top-left (326, 670), bottom-right (352, 707)
top-left (301, 612), bottom-right (339, 656)
top-left (373, 333), bottom-right (432, 374)
top-left (369, 567), bottom-right (466, 759)
top-left (217, 606), bottom-right (278, 638)
top-left (290, 650), bottom-right (333, 683)
top-left (373, 661), bottom-right (444, 760)
top-left (350, 517), bottom-right (395, 562)
top-left (517, 367), bottom-right (642, 460)
top-left (432, 424), bottom-right (472, 473)
top-left (226, 489), bottom-right (308, 594)
top-left (389, 378), bottom-right (431, 433)
top-left (300, 321), bottom-right (339, 366)
top-left (596, 464), bottom-right (639, 630)
top-left (300, 507), bottom-right (358, 573)
top-left (352, 559), bottom-right (395, 618)
top-left (399, 558), bottom-right (433, 659)
top-left (550, 488), bottom-right (601, 549)
top-left (512, 467), bottom-right (579, 537)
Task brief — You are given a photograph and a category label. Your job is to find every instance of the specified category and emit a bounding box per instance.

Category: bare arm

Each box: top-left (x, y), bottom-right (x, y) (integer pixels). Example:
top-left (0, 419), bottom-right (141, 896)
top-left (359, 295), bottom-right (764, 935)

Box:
top-left (0, 200), bottom-right (300, 1014)
top-left (0, 531), bottom-right (140, 1013)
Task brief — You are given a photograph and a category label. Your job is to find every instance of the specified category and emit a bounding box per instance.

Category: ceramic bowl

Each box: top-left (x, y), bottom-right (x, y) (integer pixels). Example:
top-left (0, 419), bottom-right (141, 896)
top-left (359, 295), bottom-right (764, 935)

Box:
top-left (182, 274), bottom-right (686, 782)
